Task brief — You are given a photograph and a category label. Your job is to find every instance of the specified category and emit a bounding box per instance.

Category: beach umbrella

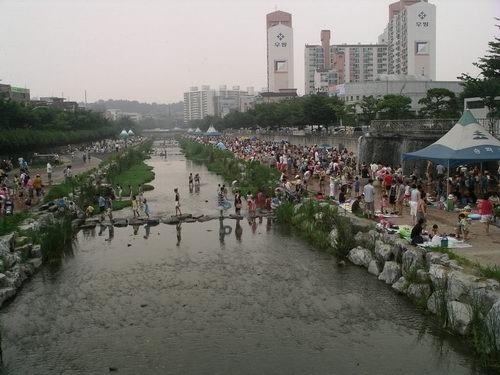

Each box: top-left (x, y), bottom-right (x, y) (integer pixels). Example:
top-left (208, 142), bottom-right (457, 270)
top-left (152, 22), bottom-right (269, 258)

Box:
top-left (216, 142), bottom-right (226, 150)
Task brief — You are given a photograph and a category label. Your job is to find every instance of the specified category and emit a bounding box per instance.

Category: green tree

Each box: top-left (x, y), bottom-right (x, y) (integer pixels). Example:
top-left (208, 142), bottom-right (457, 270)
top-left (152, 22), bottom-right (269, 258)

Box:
top-left (277, 98), bottom-right (306, 129)
top-left (252, 103), bottom-right (281, 130)
top-left (221, 110), bottom-right (255, 129)
top-left (303, 94), bottom-right (336, 132)
top-left (377, 94), bottom-right (413, 120)
top-left (459, 21), bottom-right (500, 133)
top-left (357, 95), bottom-right (380, 125)
top-left (418, 88), bottom-right (460, 119)
top-left (329, 97), bottom-right (355, 128)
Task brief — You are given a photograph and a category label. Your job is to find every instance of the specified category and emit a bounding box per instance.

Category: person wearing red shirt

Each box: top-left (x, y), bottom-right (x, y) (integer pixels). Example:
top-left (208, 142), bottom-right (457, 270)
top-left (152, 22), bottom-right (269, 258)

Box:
top-left (383, 172), bottom-right (393, 193)
top-left (478, 194), bottom-right (494, 234)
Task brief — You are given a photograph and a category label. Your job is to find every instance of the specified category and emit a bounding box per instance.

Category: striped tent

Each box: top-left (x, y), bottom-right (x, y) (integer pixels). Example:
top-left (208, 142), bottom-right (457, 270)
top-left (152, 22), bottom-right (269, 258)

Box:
top-left (403, 110), bottom-right (500, 167)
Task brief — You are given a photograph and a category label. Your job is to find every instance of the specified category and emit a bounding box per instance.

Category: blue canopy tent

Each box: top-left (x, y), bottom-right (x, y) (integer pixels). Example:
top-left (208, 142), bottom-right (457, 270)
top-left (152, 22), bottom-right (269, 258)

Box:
top-left (403, 110), bottom-right (500, 193)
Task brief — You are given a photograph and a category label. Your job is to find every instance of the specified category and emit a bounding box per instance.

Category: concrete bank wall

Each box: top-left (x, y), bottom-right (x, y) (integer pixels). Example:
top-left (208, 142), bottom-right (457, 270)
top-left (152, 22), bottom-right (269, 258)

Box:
top-left (259, 133), bottom-right (442, 175)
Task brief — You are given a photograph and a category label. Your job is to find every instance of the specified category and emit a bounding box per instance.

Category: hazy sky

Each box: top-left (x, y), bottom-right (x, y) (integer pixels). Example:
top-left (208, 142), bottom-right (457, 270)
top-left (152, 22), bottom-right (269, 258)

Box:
top-left (0, 0), bottom-right (498, 104)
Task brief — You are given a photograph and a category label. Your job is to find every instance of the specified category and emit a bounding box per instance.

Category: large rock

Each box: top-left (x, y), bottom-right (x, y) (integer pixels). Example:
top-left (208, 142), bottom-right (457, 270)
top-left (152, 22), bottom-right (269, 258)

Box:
top-left (36, 212), bottom-right (56, 229)
top-left (367, 260), bottom-right (380, 276)
top-left (2, 253), bottom-right (19, 270)
top-left (4, 267), bottom-right (27, 289)
top-left (427, 291), bottom-right (446, 315)
top-left (14, 236), bottom-right (30, 247)
top-left (407, 283), bottom-right (432, 302)
top-left (402, 247), bottom-right (426, 276)
top-left (378, 261), bottom-right (402, 284)
top-left (428, 264), bottom-right (448, 290)
top-left (447, 271), bottom-right (479, 302)
top-left (28, 258), bottom-right (43, 269)
top-left (347, 247), bottom-right (373, 268)
top-left (470, 289), bottom-right (500, 314)
top-left (374, 240), bottom-right (393, 262)
top-left (426, 251), bottom-right (450, 267)
top-left (392, 277), bottom-right (408, 294)
top-left (447, 301), bottom-right (472, 335)
top-left (354, 231), bottom-right (370, 245)
top-left (0, 233), bottom-right (17, 254)
top-left (391, 238), bottom-right (408, 263)
top-left (348, 215), bottom-right (374, 233)
top-left (416, 269), bottom-right (430, 283)
top-left (15, 244), bottom-right (33, 260)
top-left (31, 244), bottom-right (42, 258)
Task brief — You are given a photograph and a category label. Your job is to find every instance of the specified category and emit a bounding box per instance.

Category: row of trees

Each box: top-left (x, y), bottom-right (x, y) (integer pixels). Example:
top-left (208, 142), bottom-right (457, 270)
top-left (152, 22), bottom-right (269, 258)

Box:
top-left (189, 88), bottom-right (462, 132)
top-left (0, 100), bottom-right (122, 155)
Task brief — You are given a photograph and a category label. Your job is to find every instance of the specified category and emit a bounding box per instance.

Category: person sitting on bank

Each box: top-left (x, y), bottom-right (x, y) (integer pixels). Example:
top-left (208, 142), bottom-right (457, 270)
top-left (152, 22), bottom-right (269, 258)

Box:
top-left (410, 218), bottom-right (426, 245)
top-left (351, 196), bottom-right (363, 216)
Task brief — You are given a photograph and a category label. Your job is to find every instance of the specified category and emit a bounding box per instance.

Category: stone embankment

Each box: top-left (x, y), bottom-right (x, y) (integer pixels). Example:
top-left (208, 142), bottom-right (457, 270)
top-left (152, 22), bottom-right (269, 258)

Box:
top-left (0, 211), bottom-right (55, 307)
top-left (339, 220), bottom-right (500, 340)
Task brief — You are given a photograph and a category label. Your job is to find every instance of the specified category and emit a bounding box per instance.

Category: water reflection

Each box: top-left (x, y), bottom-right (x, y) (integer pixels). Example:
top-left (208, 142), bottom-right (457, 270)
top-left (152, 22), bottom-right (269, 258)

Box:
top-left (132, 224), bottom-right (140, 235)
top-left (143, 224), bottom-right (151, 239)
top-left (176, 222), bottom-right (182, 246)
top-left (218, 217), bottom-right (232, 245)
top-left (235, 219), bottom-right (243, 242)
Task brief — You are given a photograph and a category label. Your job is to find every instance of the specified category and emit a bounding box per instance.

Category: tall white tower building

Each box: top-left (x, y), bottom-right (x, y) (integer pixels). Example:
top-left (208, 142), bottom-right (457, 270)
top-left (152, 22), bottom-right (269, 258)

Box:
top-left (266, 10), bottom-right (294, 92)
top-left (384, 0), bottom-right (436, 79)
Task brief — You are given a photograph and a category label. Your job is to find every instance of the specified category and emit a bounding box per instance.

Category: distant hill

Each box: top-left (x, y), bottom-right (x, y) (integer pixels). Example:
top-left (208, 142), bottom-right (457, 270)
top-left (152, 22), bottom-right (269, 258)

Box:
top-left (82, 99), bottom-right (184, 128)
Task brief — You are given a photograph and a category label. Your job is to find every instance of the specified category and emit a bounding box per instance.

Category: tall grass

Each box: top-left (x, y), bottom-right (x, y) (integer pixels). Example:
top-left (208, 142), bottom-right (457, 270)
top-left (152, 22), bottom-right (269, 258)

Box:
top-left (29, 214), bottom-right (75, 263)
top-left (275, 199), bottom-right (356, 255)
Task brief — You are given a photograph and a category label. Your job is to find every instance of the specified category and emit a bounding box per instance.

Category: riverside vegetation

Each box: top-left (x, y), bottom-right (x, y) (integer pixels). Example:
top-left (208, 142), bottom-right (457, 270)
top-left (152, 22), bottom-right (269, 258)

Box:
top-left (181, 137), bottom-right (500, 370)
top-left (0, 140), bottom-right (155, 288)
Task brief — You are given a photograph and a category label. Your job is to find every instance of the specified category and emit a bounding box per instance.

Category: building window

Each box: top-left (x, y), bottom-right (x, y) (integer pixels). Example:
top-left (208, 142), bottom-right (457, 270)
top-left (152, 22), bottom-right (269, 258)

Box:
top-left (275, 61), bottom-right (288, 72)
top-left (415, 41), bottom-right (429, 55)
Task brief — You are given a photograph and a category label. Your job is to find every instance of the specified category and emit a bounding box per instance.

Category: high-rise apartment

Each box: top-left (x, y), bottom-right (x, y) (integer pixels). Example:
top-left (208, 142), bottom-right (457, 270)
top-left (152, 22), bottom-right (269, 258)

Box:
top-left (183, 86), bottom-right (256, 123)
top-left (266, 10), bottom-right (294, 92)
top-left (304, 0), bottom-right (435, 95)
top-left (382, 0), bottom-right (436, 79)
top-left (183, 86), bottom-right (216, 123)
top-left (305, 36), bottom-right (388, 95)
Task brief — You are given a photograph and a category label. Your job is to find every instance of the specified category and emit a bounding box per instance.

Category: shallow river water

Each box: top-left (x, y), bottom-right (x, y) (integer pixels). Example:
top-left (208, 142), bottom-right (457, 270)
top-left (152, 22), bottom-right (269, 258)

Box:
top-left (0, 145), bottom-right (490, 374)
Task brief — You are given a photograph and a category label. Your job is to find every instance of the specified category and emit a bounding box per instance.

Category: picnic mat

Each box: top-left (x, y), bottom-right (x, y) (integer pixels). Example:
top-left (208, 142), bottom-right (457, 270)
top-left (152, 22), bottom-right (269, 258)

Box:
top-left (397, 226), bottom-right (472, 249)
